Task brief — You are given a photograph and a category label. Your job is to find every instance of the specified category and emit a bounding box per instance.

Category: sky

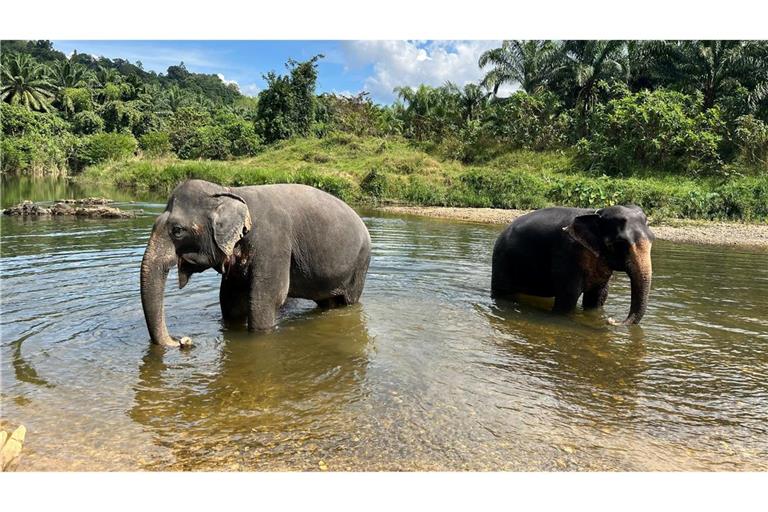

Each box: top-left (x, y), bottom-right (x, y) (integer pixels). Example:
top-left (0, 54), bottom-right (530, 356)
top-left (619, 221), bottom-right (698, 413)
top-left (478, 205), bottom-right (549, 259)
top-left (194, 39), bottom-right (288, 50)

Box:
top-left (50, 40), bottom-right (513, 103)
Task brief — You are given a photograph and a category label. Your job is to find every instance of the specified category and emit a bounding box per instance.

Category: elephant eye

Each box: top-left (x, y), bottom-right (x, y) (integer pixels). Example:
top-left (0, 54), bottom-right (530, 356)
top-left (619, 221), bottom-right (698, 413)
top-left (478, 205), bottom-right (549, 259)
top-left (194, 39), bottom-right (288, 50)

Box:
top-left (170, 224), bottom-right (186, 239)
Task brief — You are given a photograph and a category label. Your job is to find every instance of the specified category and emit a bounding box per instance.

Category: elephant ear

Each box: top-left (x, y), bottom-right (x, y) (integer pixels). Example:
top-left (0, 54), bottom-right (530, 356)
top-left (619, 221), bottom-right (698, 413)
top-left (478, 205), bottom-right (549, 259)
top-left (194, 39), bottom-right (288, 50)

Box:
top-left (210, 192), bottom-right (252, 257)
top-left (564, 213), bottom-right (603, 257)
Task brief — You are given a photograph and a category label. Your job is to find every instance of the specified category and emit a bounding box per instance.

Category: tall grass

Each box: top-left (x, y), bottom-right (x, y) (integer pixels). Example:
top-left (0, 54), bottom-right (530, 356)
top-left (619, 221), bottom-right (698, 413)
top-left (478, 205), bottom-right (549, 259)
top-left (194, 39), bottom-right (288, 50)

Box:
top-left (80, 135), bottom-right (768, 221)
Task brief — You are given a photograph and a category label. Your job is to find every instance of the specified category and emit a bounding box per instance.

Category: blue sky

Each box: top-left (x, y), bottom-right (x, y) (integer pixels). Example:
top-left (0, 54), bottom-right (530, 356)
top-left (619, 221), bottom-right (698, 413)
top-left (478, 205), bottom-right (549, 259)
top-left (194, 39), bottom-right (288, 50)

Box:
top-left (51, 40), bottom-right (509, 103)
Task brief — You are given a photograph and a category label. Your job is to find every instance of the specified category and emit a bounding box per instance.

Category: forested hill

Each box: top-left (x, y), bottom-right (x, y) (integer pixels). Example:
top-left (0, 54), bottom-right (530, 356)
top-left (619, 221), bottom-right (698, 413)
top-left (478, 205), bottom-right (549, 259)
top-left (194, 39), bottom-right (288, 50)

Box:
top-left (2, 39), bottom-right (767, 209)
top-left (1, 40), bottom-right (242, 106)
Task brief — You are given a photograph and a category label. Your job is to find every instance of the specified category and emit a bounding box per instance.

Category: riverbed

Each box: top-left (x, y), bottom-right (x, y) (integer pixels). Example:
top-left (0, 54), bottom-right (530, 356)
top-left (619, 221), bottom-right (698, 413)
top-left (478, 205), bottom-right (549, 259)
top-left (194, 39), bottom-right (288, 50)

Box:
top-left (1, 177), bottom-right (767, 470)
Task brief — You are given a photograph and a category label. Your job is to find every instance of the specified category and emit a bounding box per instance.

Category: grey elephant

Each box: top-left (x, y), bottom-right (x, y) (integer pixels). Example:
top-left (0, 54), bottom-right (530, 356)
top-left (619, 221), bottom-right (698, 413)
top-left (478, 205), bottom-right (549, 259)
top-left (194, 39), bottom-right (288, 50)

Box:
top-left (140, 179), bottom-right (372, 346)
top-left (491, 205), bottom-right (654, 324)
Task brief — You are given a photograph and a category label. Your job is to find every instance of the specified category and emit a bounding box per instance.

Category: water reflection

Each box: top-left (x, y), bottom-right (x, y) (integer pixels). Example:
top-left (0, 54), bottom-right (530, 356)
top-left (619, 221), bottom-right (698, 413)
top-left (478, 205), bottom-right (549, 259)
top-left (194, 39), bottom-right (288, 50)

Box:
top-left (130, 303), bottom-right (372, 470)
top-left (483, 299), bottom-right (647, 426)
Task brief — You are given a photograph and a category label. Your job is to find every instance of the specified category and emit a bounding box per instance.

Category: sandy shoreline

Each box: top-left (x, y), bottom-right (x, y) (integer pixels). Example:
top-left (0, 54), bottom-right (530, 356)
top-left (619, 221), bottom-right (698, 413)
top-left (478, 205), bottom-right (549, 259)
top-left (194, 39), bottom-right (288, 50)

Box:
top-left (377, 206), bottom-right (768, 249)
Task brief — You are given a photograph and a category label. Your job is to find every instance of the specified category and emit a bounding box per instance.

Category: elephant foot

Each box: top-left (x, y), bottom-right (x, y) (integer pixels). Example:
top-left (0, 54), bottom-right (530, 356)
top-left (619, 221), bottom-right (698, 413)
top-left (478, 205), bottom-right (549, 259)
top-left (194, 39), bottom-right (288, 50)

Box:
top-left (154, 335), bottom-right (193, 348)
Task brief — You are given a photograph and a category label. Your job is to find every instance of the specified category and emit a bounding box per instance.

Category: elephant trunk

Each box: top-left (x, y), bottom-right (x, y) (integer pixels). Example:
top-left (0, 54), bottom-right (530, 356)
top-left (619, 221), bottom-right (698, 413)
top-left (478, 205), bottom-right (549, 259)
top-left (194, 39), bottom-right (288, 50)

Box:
top-left (140, 216), bottom-right (177, 345)
top-left (623, 238), bottom-right (652, 325)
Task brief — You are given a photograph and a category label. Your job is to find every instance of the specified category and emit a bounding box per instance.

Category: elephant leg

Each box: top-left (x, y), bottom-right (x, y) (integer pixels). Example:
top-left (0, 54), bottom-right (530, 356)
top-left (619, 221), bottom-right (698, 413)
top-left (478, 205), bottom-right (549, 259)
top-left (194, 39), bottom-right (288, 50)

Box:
top-left (316, 295), bottom-right (352, 309)
top-left (247, 256), bottom-right (291, 332)
top-left (583, 281), bottom-right (610, 309)
top-left (220, 276), bottom-right (249, 325)
top-left (553, 286), bottom-right (581, 314)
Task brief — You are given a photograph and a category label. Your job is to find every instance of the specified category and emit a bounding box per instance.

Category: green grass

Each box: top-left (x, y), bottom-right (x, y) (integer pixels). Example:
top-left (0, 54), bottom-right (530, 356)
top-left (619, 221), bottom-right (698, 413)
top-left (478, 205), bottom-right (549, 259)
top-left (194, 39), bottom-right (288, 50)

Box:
top-left (79, 134), bottom-right (768, 222)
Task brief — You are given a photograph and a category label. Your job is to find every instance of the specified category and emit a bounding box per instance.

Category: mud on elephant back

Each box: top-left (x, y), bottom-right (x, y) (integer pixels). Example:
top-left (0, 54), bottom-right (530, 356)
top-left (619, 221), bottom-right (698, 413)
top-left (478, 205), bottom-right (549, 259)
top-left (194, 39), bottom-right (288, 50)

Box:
top-left (140, 179), bottom-right (372, 347)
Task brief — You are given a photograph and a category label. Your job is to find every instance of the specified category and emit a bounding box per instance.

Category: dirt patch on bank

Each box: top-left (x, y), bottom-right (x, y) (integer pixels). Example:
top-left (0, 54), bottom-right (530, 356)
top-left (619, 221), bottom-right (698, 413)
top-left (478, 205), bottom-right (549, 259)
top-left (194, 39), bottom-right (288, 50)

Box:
top-left (378, 206), bottom-right (768, 249)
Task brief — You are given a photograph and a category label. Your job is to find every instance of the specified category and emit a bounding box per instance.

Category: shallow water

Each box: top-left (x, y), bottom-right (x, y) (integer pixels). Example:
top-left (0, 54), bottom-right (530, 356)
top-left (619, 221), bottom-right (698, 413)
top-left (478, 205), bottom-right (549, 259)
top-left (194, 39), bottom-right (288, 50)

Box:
top-left (1, 177), bottom-right (767, 471)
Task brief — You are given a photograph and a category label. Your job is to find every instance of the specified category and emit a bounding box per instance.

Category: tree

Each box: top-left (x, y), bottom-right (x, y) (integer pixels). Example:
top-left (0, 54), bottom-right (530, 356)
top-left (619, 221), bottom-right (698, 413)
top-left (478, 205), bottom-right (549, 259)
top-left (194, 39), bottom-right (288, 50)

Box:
top-left (643, 40), bottom-right (768, 111)
top-left (50, 58), bottom-right (91, 88)
top-left (478, 40), bottom-right (562, 95)
top-left (559, 40), bottom-right (629, 118)
top-left (255, 55), bottom-right (323, 143)
top-left (1, 53), bottom-right (56, 111)
top-left (394, 84), bottom-right (462, 141)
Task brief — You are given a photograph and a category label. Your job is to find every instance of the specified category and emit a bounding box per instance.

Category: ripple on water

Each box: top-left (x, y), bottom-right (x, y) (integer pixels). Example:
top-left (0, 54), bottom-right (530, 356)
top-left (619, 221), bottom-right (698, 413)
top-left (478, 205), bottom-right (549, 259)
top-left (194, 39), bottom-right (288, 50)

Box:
top-left (1, 204), bottom-right (767, 470)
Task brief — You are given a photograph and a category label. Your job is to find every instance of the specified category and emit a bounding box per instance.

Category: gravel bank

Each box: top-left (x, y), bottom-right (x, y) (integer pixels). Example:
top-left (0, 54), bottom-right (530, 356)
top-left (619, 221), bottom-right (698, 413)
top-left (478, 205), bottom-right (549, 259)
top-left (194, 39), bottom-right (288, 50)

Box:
top-left (378, 206), bottom-right (768, 249)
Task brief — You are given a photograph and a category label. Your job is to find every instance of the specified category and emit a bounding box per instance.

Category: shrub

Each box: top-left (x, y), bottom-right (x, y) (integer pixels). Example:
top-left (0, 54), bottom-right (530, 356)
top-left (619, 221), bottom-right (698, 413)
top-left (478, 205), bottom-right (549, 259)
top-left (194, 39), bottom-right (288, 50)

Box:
top-left (1, 104), bottom-right (74, 173)
top-left (360, 167), bottom-right (389, 198)
top-left (178, 125), bottom-right (230, 160)
top-left (1, 133), bottom-right (74, 174)
top-left (71, 111), bottom-right (104, 135)
top-left (60, 87), bottom-right (93, 115)
top-left (480, 91), bottom-right (573, 152)
top-left (167, 106), bottom-right (212, 154)
top-left (1, 102), bottom-right (70, 137)
top-left (139, 131), bottom-right (173, 156)
top-left (221, 116), bottom-right (261, 157)
top-left (71, 132), bottom-right (137, 169)
top-left (733, 115), bottom-right (768, 171)
top-left (176, 114), bottom-right (260, 160)
top-left (576, 90), bottom-right (725, 175)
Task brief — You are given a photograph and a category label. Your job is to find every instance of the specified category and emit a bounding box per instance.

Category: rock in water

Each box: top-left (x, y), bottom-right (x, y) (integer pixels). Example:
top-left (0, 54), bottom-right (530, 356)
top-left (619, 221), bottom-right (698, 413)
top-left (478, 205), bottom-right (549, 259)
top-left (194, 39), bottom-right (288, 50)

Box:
top-left (0, 425), bottom-right (26, 472)
top-left (2, 199), bottom-right (140, 218)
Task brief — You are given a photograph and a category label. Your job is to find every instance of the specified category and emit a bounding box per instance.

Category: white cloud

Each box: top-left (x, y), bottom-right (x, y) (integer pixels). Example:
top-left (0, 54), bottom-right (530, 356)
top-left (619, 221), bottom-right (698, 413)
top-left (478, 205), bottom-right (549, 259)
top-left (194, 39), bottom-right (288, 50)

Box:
top-left (217, 73), bottom-right (239, 87)
top-left (216, 75), bottom-right (260, 97)
top-left (239, 83), bottom-right (261, 97)
top-left (341, 40), bottom-right (514, 103)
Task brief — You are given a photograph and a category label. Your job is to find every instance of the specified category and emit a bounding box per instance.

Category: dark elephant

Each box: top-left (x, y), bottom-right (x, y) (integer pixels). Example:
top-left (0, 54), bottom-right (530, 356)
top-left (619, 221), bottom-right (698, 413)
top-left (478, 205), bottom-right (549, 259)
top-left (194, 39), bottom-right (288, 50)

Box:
top-left (491, 205), bottom-right (654, 324)
top-left (140, 179), bottom-right (371, 346)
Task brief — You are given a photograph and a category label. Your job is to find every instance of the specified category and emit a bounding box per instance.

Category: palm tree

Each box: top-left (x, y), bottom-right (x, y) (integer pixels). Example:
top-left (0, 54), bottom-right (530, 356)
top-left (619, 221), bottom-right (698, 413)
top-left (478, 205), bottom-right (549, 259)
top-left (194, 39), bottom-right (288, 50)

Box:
top-left (50, 58), bottom-right (91, 88)
top-left (478, 40), bottom-right (562, 95)
top-left (0, 53), bottom-right (56, 111)
top-left (92, 65), bottom-right (120, 88)
top-left (445, 81), bottom-right (491, 123)
top-left (646, 40), bottom-right (768, 110)
top-left (561, 40), bottom-right (629, 116)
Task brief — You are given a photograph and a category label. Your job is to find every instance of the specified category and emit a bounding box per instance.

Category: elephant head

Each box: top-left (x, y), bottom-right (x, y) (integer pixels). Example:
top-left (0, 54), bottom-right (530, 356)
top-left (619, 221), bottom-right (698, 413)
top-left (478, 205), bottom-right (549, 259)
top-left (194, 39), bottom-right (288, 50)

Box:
top-left (565, 205), bottom-right (654, 325)
top-left (140, 180), bottom-right (252, 346)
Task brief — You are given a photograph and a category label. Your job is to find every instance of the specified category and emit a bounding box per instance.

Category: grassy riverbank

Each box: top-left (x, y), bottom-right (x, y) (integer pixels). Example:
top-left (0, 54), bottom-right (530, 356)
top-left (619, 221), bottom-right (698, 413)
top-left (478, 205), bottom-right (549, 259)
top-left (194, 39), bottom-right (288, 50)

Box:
top-left (79, 135), bottom-right (768, 222)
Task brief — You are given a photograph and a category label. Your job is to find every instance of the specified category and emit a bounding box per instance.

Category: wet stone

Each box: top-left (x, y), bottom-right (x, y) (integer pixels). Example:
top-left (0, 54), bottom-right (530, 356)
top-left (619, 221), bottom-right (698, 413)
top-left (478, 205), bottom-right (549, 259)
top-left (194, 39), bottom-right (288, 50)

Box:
top-left (3, 199), bottom-right (140, 219)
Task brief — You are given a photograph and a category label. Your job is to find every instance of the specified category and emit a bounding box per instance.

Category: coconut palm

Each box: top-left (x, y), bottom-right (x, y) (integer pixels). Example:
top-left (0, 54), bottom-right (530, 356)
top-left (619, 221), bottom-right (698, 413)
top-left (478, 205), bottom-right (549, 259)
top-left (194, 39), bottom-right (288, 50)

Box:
top-left (560, 40), bottom-right (629, 115)
top-left (478, 40), bottom-right (563, 95)
top-left (1, 53), bottom-right (56, 111)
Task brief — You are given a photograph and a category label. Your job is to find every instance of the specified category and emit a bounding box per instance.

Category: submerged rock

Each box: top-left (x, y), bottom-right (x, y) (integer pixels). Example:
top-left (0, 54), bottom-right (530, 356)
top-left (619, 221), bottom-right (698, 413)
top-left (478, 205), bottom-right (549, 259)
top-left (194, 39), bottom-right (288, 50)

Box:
top-left (3, 199), bottom-right (140, 218)
top-left (0, 424), bottom-right (26, 472)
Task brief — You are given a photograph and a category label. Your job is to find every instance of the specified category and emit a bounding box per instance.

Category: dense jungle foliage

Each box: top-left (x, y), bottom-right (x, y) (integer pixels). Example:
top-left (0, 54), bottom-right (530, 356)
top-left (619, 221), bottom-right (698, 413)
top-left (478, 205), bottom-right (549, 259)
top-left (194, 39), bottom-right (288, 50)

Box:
top-left (2, 40), bottom-right (768, 219)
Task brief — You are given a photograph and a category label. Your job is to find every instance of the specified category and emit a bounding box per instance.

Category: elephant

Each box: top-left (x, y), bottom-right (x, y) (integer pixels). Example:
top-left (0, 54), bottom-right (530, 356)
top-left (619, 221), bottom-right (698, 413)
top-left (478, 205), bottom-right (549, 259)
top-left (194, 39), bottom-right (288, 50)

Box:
top-left (140, 179), bottom-right (372, 346)
top-left (491, 205), bottom-right (654, 324)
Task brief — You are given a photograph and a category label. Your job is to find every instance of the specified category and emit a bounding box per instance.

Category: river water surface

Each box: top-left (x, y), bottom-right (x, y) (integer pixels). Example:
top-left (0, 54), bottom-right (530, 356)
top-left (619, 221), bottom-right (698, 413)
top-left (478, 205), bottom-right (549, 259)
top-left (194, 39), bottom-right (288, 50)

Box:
top-left (1, 177), bottom-right (767, 471)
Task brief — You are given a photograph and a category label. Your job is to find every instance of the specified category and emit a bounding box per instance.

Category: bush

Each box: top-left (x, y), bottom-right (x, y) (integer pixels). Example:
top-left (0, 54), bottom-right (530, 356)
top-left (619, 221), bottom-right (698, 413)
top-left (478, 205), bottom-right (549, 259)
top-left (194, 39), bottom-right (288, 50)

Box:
top-left (480, 91), bottom-right (573, 152)
top-left (60, 87), bottom-right (93, 115)
top-left (733, 115), bottom-right (768, 171)
top-left (167, 106), bottom-right (212, 153)
top-left (177, 115), bottom-right (260, 160)
top-left (1, 104), bottom-right (74, 173)
top-left (576, 90), bottom-right (725, 175)
top-left (1, 102), bottom-right (70, 137)
top-left (71, 111), bottom-right (104, 135)
top-left (360, 167), bottom-right (389, 198)
top-left (139, 131), bottom-right (173, 156)
top-left (71, 132), bottom-right (137, 169)
top-left (1, 133), bottom-right (74, 174)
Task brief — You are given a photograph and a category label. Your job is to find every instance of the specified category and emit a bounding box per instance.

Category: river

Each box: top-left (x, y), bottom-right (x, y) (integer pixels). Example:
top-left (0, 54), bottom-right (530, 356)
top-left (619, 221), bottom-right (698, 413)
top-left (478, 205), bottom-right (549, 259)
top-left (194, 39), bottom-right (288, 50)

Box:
top-left (1, 176), bottom-right (767, 470)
